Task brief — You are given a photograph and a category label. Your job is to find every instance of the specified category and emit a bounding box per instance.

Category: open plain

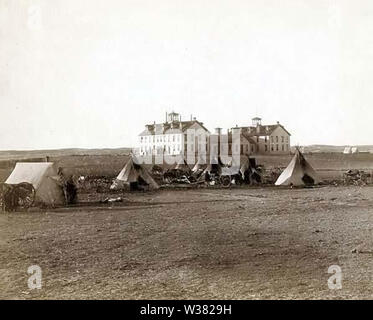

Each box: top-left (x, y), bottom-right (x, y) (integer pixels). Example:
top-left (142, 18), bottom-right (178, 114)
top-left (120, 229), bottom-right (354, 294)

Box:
top-left (1, 185), bottom-right (373, 299)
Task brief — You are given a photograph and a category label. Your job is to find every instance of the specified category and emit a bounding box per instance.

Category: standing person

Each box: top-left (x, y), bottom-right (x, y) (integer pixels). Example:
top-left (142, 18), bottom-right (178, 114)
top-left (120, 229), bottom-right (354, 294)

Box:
top-left (65, 175), bottom-right (77, 204)
top-left (2, 185), bottom-right (17, 212)
top-left (57, 167), bottom-right (77, 205)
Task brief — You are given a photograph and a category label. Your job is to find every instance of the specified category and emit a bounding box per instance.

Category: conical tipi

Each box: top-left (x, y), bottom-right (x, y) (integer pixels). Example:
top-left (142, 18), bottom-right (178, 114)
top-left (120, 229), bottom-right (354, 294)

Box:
top-left (111, 154), bottom-right (159, 190)
top-left (275, 150), bottom-right (320, 186)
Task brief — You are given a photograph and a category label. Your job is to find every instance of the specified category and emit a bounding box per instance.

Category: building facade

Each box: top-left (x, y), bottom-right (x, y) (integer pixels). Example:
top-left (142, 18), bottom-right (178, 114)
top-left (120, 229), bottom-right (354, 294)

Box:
top-left (138, 113), bottom-right (291, 158)
top-left (231, 117), bottom-right (291, 155)
top-left (138, 112), bottom-right (210, 157)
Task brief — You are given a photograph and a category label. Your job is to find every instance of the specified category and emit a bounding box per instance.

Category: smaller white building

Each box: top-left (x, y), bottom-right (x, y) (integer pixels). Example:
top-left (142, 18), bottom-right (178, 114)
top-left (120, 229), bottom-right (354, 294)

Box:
top-left (344, 147), bottom-right (359, 154)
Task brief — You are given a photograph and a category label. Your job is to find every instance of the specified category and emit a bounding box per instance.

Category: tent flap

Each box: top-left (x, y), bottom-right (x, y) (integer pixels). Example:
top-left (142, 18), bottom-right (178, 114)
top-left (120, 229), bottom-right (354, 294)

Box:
top-left (275, 151), bottom-right (320, 186)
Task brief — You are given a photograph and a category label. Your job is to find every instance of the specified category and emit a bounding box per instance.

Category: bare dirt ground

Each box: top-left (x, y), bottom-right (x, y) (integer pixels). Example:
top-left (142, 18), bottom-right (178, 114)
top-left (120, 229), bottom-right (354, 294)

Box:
top-left (1, 185), bottom-right (373, 300)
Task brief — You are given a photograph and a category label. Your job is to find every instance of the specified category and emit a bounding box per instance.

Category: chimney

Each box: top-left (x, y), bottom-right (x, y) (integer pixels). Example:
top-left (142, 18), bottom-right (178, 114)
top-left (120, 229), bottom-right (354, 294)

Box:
top-left (215, 128), bottom-right (222, 135)
top-left (193, 117), bottom-right (196, 121)
top-left (232, 127), bottom-right (240, 134)
top-left (166, 112), bottom-right (168, 123)
top-left (277, 121), bottom-right (280, 125)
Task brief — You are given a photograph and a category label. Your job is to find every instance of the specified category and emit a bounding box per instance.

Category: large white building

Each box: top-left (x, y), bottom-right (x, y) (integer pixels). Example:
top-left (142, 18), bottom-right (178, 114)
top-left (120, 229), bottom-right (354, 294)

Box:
top-left (138, 112), bottom-right (210, 157)
top-left (138, 113), bottom-right (291, 158)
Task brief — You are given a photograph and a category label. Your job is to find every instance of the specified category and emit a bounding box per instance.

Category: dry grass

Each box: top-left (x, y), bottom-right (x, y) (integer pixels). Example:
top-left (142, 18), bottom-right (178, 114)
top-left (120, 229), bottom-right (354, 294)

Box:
top-left (1, 186), bottom-right (373, 299)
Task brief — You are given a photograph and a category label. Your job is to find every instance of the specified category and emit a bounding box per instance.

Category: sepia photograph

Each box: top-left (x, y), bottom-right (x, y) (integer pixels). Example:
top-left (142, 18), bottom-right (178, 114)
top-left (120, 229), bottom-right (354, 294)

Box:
top-left (1, 0), bottom-right (373, 310)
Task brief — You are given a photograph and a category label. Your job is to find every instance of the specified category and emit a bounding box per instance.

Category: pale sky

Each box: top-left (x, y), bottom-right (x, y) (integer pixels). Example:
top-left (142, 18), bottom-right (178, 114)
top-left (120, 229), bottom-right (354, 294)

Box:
top-left (1, 0), bottom-right (373, 150)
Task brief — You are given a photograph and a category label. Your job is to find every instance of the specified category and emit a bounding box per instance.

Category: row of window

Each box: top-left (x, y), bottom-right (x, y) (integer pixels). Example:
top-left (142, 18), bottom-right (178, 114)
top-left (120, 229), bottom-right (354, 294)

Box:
top-left (141, 133), bottom-right (211, 144)
top-left (140, 134), bottom-right (181, 143)
top-left (262, 136), bottom-right (289, 143)
top-left (140, 145), bottom-right (181, 154)
top-left (265, 144), bottom-right (289, 152)
top-left (142, 135), bottom-right (289, 145)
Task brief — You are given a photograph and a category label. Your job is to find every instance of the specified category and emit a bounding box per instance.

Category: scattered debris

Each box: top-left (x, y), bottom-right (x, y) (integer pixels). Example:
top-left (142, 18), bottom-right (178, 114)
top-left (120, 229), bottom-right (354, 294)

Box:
top-left (343, 170), bottom-right (371, 186)
top-left (100, 197), bottom-right (123, 203)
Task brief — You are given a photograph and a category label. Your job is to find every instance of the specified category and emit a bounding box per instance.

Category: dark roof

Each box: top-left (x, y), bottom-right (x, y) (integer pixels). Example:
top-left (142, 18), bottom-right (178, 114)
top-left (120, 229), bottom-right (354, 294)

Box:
top-left (139, 129), bottom-right (152, 137)
top-left (209, 133), bottom-right (257, 145)
top-left (139, 120), bottom-right (209, 136)
top-left (235, 124), bottom-right (291, 137)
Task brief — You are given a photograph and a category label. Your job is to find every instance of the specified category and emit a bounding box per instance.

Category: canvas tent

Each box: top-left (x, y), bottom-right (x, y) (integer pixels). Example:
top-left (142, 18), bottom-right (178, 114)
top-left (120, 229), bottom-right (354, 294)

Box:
top-left (275, 150), bottom-right (320, 186)
top-left (171, 155), bottom-right (191, 173)
top-left (199, 156), bottom-right (223, 180)
top-left (5, 162), bottom-right (65, 206)
top-left (191, 157), bottom-right (207, 173)
top-left (111, 154), bottom-right (159, 190)
top-left (227, 156), bottom-right (261, 184)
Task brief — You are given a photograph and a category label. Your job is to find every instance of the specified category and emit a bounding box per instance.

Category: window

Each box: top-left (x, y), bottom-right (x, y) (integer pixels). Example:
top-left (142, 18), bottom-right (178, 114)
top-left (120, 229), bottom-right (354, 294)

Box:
top-left (282, 145), bottom-right (284, 151)
top-left (265, 145), bottom-right (268, 152)
top-left (276, 145), bottom-right (279, 151)
top-left (276, 136), bottom-right (279, 143)
top-left (281, 136), bottom-right (284, 143)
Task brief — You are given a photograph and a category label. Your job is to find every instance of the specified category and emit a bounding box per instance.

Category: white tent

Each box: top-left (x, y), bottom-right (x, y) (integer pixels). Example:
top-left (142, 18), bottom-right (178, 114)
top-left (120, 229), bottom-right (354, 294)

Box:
top-left (343, 147), bottom-right (352, 154)
top-left (191, 157), bottom-right (207, 173)
top-left (111, 154), bottom-right (159, 190)
top-left (351, 147), bottom-right (359, 154)
top-left (172, 155), bottom-right (191, 173)
top-left (5, 162), bottom-right (65, 206)
top-left (275, 151), bottom-right (320, 186)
